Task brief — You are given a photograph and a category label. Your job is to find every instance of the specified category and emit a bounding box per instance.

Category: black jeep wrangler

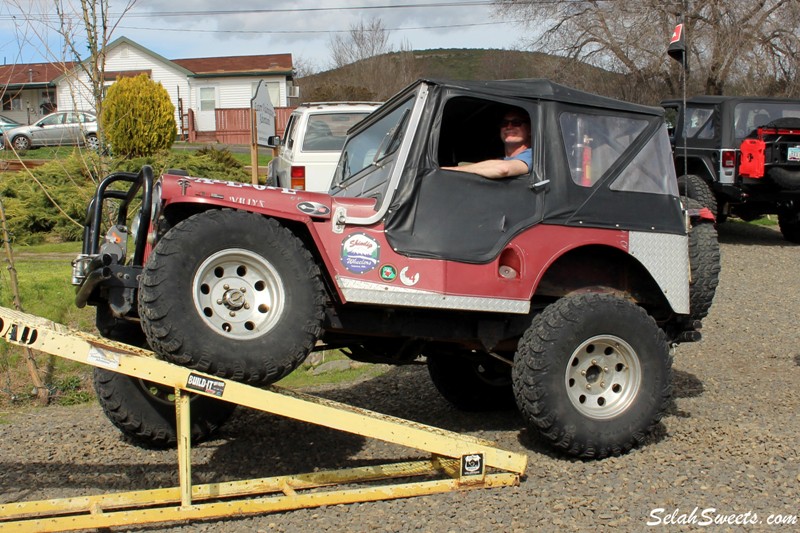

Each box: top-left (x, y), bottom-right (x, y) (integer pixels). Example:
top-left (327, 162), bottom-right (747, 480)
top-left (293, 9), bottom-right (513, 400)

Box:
top-left (662, 96), bottom-right (800, 242)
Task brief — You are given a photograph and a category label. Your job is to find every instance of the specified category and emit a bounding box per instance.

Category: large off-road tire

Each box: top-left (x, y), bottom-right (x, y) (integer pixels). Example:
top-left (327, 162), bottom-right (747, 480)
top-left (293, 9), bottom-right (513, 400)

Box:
top-left (684, 198), bottom-right (721, 320)
top-left (93, 368), bottom-right (236, 449)
top-left (94, 306), bottom-right (236, 449)
top-left (778, 209), bottom-right (800, 244)
top-left (427, 352), bottom-right (515, 411)
top-left (139, 209), bottom-right (325, 385)
top-left (513, 294), bottom-right (672, 459)
top-left (678, 174), bottom-right (718, 219)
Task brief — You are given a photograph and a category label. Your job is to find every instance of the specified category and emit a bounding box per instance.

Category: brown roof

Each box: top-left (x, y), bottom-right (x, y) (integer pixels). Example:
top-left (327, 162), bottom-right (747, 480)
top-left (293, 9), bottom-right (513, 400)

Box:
top-left (0, 61), bottom-right (76, 85)
top-left (0, 50), bottom-right (293, 87)
top-left (172, 54), bottom-right (293, 75)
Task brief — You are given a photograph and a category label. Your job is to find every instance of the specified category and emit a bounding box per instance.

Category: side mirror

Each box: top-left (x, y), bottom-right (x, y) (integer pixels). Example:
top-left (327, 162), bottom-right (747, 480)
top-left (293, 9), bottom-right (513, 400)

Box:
top-left (267, 135), bottom-right (281, 147)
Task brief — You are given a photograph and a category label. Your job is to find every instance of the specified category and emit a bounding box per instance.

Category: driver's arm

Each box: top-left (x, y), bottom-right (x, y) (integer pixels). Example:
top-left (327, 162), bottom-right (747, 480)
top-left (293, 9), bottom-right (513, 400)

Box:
top-left (442, 158), bottom-right (528, 179)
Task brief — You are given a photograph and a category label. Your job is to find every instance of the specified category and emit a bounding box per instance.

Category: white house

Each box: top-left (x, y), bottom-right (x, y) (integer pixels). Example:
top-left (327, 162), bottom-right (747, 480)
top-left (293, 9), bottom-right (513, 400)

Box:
top-left (0, 36), bottom-right (296, 142)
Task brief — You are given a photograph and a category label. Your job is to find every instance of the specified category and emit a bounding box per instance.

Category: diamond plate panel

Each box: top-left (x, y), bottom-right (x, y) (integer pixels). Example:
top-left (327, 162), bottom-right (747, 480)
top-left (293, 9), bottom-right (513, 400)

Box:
top-left (338, 278), bottom-right (530, 314)
top-left (628, 231), bottom-right (690, 314)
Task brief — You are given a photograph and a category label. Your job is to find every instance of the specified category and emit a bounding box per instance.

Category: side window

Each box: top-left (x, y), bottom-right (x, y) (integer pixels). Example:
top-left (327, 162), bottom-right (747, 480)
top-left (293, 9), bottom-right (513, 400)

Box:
top-left (40, 113), bottom-right (63, 126)
top-left (684, 107), bottom-right (714, 139)
top-left (437, 96), bottom-right (532, 171)
top-left (560, 112), bottom-right (649, 187)
top-left (610, 128), bottom-right (679, 195)
top-left (663, 106), bottom-right (679, 139)
top-left (283, 114), bottom-right (297, 149)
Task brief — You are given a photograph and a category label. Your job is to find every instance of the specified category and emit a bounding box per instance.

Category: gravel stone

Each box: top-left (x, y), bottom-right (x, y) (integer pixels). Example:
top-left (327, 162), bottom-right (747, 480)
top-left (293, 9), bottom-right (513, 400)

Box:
top-left (1, 222), bottom-right (799, 531)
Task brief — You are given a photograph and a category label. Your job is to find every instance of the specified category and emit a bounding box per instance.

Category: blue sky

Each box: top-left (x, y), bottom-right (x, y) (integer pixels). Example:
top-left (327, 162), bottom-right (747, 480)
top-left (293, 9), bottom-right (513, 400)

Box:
top-left (0, 1), bottom-right (528, 73)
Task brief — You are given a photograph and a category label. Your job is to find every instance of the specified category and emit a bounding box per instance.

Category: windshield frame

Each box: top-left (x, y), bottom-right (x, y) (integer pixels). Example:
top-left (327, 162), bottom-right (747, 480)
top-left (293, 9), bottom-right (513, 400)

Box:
top-left (336, 83), bottom-right (430, 226)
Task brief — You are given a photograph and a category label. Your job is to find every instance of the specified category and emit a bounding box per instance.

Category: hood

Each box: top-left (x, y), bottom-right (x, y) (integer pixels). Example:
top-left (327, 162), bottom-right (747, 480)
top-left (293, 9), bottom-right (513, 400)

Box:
top-left (159, 173), bottom-right (377, 221)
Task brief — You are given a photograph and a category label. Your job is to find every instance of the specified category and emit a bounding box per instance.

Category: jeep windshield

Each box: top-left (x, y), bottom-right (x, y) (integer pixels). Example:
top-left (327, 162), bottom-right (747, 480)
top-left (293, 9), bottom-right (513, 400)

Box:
top-left (333, 97), bottom-right (415, 187)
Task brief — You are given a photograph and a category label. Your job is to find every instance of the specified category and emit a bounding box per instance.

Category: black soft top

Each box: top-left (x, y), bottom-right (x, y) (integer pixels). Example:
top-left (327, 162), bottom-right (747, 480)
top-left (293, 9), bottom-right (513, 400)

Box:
top-left (662, 95), bottom-right (800, 107)
top-left (424, 78), bottom-right (665, 116)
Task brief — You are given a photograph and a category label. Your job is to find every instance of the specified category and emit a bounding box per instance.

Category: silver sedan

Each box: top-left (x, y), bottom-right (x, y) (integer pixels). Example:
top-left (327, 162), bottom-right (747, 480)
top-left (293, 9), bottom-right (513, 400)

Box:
top-left (4, 111), bottom-right (98, 151)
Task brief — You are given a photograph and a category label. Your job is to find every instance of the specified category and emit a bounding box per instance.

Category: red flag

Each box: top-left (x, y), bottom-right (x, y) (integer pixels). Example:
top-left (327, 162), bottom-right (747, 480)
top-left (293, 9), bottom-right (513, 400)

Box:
top-left (668, 23), bottom-right (687, 69)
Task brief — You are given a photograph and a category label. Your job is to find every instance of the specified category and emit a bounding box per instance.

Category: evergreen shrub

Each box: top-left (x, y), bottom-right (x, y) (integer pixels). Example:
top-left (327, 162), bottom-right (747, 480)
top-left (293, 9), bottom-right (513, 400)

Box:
top-left (101, 74), bottom-right (176, 157)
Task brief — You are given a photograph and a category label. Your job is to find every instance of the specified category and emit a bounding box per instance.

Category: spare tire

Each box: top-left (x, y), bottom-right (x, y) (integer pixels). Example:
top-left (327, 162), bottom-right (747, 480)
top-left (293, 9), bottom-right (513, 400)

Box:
top-left (768, 167), bottom-right (800, 190)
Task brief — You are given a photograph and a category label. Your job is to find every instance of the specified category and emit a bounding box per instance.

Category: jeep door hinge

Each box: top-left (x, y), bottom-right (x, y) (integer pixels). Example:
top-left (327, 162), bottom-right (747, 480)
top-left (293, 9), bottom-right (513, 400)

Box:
top-left (333, 206), bottom-right (347, 234)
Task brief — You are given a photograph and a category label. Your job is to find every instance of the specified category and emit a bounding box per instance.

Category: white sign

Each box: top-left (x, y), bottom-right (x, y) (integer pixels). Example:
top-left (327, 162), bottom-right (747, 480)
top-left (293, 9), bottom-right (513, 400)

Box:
top-left (251, 80), bottom-right (276, 147)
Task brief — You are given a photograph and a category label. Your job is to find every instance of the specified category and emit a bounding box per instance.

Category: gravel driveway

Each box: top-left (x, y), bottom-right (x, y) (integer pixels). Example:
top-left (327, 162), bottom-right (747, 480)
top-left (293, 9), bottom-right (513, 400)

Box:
top-left (1, 221), bottom-right (799, 532)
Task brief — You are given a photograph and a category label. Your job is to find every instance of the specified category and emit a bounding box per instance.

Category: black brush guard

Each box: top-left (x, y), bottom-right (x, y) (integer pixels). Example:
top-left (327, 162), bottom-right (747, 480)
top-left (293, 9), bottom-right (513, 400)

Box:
top-left (74, 165), bottom-right (154, 309)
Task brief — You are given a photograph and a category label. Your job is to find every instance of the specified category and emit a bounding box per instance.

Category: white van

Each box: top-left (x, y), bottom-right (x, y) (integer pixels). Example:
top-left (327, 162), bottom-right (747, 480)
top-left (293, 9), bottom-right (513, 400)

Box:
top-left (268, 102), bottom-right (381, 192)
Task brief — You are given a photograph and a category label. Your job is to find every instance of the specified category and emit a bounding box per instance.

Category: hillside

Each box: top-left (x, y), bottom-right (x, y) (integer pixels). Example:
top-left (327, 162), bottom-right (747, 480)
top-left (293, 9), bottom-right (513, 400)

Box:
top-left (296, 48), bottom-right (632, 103)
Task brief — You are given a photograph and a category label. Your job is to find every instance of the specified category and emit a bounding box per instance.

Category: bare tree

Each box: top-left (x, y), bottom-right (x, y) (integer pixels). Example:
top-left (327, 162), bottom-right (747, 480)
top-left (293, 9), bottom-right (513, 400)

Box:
top-left (319, 17), bottom-right (419, 101)
top-left (495, 0), bottom-right (800, 100)
top-left (8, 0), bottom-right (137, 138)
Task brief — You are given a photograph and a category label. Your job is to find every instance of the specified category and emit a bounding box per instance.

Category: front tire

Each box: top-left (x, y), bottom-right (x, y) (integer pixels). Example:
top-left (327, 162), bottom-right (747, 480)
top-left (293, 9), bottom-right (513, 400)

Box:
top-left (11, 135), bottom-right (30, 151)
top-left (139, 209), bottom-right (325, 385)
top-left (513, 294), bottom-right (672, 459)
top-left (93, 368), bottom-right (236, 449)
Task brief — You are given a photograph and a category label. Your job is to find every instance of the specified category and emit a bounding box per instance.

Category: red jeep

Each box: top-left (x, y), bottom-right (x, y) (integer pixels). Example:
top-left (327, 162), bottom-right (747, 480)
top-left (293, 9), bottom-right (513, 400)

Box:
top-left (73, 79), bottom-right (719, 459)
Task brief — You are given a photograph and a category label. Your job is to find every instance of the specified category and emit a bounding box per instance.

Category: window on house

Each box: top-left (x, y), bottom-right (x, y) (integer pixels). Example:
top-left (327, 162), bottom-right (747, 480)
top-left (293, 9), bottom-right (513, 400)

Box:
top-left (251, 82), bottom-right (280, 105)
top-left (2, 94), bottom-right (21, 111)
top-left (199, 88), bottom-right (216, 111)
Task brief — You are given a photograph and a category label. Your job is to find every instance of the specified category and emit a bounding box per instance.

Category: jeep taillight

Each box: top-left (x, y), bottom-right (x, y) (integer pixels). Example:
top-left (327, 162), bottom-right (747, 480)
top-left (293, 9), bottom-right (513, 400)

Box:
top-left (290, 165), bottom-right (306, 190)
top-left (721, 150), bottom-right (736, 168)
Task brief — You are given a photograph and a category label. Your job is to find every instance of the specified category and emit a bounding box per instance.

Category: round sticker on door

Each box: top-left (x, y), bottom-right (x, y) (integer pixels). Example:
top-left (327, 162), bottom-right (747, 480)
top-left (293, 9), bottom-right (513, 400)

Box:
top-left (341, 233), bottom-right (381, 274)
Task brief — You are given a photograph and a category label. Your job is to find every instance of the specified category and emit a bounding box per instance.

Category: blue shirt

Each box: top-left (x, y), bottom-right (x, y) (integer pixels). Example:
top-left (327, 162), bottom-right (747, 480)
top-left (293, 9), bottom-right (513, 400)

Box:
top-left (504, 148), bottom-right (532, 172)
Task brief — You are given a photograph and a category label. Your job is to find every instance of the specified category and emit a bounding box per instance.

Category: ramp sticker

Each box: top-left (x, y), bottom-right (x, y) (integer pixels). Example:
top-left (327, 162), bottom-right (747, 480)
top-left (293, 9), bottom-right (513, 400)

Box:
top-left (461, 453), bottom-right (485, 477)
top-left (341, 233), bottom-right (381, 274)
top-left (186, 373), bottom-right (226, 397)
top-left (87, 347), bottom-right (120, 369)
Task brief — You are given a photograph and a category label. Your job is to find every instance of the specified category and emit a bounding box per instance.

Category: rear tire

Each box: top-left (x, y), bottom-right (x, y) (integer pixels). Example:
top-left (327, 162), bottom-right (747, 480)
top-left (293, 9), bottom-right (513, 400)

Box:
top-left (778, 209), bottom-right (800, 243)
top-left (513, 294), bottom-right (672, 459)
top-left (678, 174), bottom-right (718, 219)
top-left (684, 198), bottom-right (721, 320)
top-left (427, 352), bottom-right (515, 411)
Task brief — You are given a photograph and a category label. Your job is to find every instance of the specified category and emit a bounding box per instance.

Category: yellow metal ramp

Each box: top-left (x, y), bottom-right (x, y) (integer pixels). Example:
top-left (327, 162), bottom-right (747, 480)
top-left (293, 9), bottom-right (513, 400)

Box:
top-left (0, 306), bottom-right (527, 531)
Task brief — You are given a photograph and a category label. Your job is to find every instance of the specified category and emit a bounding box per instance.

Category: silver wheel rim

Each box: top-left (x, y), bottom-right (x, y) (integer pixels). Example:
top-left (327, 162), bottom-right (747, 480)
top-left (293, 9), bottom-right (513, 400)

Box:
top-left (13, 137), bottom-right (28, 150)
top-left (86, 135), bottom-right (99, 150)
top-left (564, 335), bottom-right (641, 420)
top-left (192, 248), bottom-right (285, 340)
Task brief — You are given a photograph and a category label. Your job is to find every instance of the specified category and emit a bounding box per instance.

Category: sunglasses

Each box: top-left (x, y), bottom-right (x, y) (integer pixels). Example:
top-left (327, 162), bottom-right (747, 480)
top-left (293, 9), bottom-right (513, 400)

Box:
top-left (499, 119), bottom-right (528, 127)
